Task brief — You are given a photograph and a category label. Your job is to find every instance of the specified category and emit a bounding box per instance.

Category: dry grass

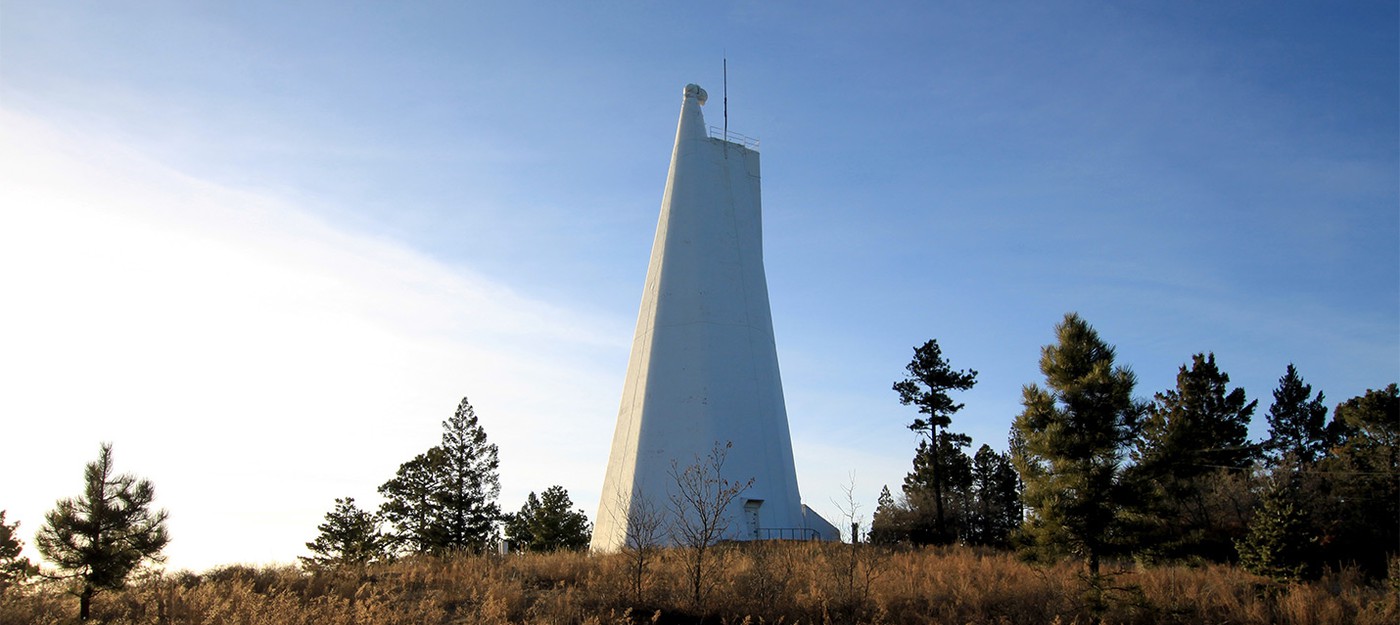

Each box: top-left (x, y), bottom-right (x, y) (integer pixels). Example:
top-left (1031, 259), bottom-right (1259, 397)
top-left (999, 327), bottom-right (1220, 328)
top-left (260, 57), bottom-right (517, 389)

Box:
top-left (2, 543), bottom-right (1394, 624)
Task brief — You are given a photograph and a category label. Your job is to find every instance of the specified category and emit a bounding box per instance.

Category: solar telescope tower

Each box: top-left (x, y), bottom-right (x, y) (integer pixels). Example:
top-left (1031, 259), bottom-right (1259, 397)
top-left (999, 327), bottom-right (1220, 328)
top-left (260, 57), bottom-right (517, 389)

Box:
top-left (591, 84), bottom-right (836, 551)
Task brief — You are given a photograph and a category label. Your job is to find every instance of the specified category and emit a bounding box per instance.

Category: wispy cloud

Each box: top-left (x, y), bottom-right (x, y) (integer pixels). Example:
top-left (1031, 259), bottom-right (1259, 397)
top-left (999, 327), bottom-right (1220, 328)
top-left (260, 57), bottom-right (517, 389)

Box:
top-left (0, 110), bottom-right (626, 569)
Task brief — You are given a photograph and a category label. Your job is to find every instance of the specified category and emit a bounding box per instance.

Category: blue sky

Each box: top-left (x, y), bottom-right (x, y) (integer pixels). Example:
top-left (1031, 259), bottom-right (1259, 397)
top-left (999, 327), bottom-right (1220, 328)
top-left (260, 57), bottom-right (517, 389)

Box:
top-left (1, 1), bottom-right (1395, 570)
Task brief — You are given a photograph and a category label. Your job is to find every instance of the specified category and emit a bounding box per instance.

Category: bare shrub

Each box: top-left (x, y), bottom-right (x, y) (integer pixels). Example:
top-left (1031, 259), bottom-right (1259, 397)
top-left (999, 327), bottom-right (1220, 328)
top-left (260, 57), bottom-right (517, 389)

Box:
top-left (667, 441), bottom-right (752, 612)
top-left (613, 485), bottom-right (668, 607)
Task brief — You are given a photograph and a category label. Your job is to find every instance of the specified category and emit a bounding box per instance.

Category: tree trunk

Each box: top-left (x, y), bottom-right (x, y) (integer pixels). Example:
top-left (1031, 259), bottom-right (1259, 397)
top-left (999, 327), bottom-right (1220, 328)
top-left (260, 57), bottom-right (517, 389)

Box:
top-left (930, 428), bottom-right (946, 543)
top-left (79, 584), bottom-right (93, 621)
top-left (691, 547), bottom-right (704, 610)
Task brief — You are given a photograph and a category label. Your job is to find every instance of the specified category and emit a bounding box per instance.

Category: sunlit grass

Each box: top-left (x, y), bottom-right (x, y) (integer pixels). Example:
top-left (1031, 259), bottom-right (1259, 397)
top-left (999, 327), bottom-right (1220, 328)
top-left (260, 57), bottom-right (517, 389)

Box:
top-left (2, 543), bottom-right (1394, 624)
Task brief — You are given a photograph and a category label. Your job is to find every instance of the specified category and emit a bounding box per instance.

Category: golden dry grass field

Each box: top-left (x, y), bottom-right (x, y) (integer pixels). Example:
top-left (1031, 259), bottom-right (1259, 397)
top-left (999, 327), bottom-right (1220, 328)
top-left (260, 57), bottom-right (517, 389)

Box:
top-left (3, 543), bottom-right (1395, 624)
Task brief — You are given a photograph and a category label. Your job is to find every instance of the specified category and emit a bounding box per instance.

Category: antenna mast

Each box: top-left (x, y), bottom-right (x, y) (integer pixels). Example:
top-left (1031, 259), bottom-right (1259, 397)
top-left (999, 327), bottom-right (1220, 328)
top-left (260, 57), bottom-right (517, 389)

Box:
top-left (723, 57), bottom-right (728, 143)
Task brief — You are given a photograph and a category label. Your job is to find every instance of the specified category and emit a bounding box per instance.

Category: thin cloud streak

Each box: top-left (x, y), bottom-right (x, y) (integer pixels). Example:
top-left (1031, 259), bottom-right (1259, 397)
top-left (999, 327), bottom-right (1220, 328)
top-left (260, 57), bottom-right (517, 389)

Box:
top-left (0, 110), bottom-right (624, 569)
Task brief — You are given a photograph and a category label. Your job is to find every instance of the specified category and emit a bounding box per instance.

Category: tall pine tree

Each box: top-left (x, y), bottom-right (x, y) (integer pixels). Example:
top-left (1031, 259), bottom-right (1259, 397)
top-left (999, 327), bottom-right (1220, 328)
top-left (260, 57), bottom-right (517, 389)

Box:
top-left (892, 339), bottom-right (977, 544)
top-left (379, 397), bottom-right (501, 554)
top-left (1315, 384), bottom-right (1399, 576)
top-left (1012, 313), bottom-right (1138, 576)
top-left (901, 435), bottom-right (972, 545)
top-left (1130, 353), bottom-right (1258, 562)
top-left (1264, 364), bottom-right (1331, 465)
top-left (967, 445), bottom-right (1021, 547)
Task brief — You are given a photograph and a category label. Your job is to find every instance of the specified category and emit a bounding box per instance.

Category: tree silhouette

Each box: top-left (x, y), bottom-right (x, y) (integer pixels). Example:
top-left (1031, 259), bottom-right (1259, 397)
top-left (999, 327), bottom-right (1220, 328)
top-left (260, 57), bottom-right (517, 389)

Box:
top-left (1131, 353), bottom-right (1258, 562)
top-left (967, 444), bottom-right (1021, 548)
top-left (503, 485), bottom-right (591, 552)
top-left (36, 444), bottom-right (169, 621)
top-left (301, 497), bottom-right (386, 570)
top-left (901, 435), bottom-right (972, 544)
top-left (0, 511), bottom-right (36, 594)
top-left (1263, 364), bottom-right (1331, 465)
top-left (379, 397), bottom-right (501, 554)
top-left (892, 339), bottom-right (977, 544)
top-left (1316, 384), bottom-right (1399, 576)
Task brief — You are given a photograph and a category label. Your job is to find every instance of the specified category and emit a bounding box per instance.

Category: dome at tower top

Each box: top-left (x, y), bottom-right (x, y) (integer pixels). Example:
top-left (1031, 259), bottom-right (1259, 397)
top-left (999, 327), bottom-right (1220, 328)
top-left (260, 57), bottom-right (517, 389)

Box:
top-left (684, 83), bottom-right (708, 106)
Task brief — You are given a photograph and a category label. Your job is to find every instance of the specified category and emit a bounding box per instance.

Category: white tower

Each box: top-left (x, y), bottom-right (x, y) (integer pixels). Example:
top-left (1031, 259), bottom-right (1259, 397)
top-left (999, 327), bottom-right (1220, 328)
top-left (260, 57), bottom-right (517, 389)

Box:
top-left (592, 84), bottom-right (836, 551)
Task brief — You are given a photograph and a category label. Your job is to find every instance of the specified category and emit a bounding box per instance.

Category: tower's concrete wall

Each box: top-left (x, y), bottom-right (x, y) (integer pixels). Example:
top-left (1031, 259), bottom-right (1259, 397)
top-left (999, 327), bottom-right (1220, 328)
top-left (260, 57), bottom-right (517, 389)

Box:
top-left (591, 85), bottom-right (805, 551)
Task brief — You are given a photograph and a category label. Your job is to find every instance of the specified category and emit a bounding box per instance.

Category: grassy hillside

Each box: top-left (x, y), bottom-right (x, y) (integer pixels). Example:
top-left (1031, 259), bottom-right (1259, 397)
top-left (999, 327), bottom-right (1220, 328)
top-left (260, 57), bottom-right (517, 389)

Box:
top-left (3, 542), bottom-right (1395, 624)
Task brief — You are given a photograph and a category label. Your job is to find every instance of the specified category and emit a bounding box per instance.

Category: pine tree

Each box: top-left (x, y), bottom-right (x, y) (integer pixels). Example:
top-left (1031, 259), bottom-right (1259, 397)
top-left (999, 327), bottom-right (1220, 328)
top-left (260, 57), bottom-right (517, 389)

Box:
top-left (868, 486), bottom-right (908, 546)
top-left (1237, 474), bottom-right (1311, 583)
top-left (502, 493), bottom-right (538, 551)
top-left (378, 448), bottom-right (447, 553)
top-left (379, 397), bottom-right (501, 554)
top-left (0, 510), bottom-right (36, 594)
top-left (301, 497), bottom-right (386, 569)
top-left (1012, 313), bottom-right (1138, 576)
top-left (437, 398), bottom-right (502, 550)
top-left (1264, 364), bottom-right (1331, 465)
top-left (1315, 384), bottom-right (1398, 576)
top-left (892, 339), bottom-right (977, 544)
top-left (503, 486), bottom-right (592, 552)
top-left (1006, 424), bottom-right (1028, 512)
top-left (967, 444), bottom-right (1021, 547)
top-left (1131, 353), bottom-right (1257, 562)
top-left (35, 444), bottom-right (169, 621)
top-left (1136, 353), bottom-right (1257, 473)
top-left (901, 434), bottom-right (972, 545)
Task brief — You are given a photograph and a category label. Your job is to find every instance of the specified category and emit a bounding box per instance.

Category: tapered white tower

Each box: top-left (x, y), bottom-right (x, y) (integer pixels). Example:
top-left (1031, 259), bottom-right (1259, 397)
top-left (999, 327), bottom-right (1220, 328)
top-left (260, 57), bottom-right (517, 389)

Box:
top-left (592, 84), bottom-right (836, 551)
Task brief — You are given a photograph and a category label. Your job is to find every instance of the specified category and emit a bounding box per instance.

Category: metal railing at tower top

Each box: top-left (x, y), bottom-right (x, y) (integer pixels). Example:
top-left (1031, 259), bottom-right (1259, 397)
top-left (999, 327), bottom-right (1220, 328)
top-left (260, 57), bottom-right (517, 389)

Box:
top-left (708, 126), bottom-right (760, 150)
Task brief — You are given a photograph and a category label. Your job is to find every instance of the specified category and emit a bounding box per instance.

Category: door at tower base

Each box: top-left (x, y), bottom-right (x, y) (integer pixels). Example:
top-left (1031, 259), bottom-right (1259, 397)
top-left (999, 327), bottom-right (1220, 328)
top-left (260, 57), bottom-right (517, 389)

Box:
top-left (591, 84), bottom-right (831, 551)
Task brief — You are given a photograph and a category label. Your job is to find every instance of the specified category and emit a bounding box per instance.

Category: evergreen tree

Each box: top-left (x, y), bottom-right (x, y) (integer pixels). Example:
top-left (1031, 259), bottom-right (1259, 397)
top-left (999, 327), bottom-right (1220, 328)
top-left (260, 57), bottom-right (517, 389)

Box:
top-left (0, 511), bottom-right (36, 594)
top-left (901, 434), bottom-right (972, 545)
top-left (301, 497), bottom-right (386, 569)
top-left (1006, 424), bottom-right (1028, 511)
top-left (967, 444), bottom-right (1021, 548)
top-left (35, 444), bottom-right (169, 621)
top-left (1236, 474), bottom-right (1312, 583)
top-left (1012, 313), bottom-right (1138, 576)
top-left (501, 494), bottom-right (537, 551)
top-left (1264, 364), bottom-right (1331, 465)
top-left (378, 397), bottom-right (501, 554)
top-left (378, 448), bottom-right (448, 553)
top-left (868, 486), bottom-right (909, 546)
top-left (502, 486), bottom-right (592, 552)
top-left (1314, 384), bottom-right (1398, 576)
top-left (437, 398), bottom-right (502, 549)
top-left (1130, 353), bottom-right (1257, 562)
top-left (892, 339), bottom-right (978, 544)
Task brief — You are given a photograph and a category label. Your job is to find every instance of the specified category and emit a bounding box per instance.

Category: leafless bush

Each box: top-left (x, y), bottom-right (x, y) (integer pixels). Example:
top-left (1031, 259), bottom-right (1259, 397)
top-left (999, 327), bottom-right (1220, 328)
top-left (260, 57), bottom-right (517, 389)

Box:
top-left (667, 441), bottom-right (752, 612)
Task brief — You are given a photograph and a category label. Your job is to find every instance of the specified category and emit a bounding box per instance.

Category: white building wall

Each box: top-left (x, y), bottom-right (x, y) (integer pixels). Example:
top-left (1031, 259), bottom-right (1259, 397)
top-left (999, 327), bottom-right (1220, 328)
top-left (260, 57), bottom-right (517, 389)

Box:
top-left (591, 84), bottom-right (806, 551)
